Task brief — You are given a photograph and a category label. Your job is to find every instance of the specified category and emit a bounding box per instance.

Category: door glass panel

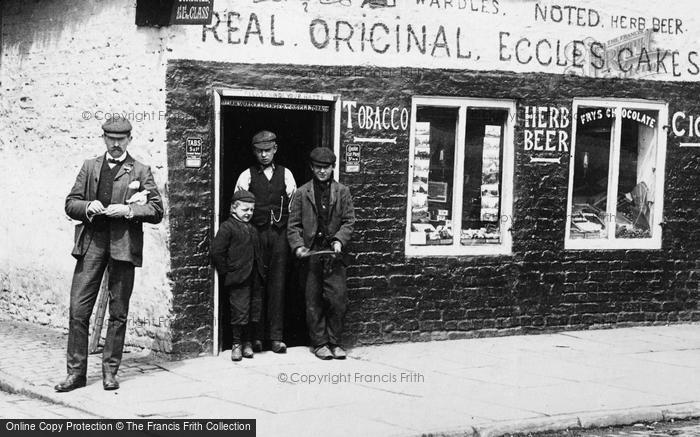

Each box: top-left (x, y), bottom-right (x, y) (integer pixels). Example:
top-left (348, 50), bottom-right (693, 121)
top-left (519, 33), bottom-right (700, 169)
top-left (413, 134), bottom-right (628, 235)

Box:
top-left (409, 106), bottom-right (457, 246)
top-left (615, 108), bottom-right (658, 239)
top-left (569, 106), bottom-right (615, 239)
top-left (461, 108), bottom-right (507, 245)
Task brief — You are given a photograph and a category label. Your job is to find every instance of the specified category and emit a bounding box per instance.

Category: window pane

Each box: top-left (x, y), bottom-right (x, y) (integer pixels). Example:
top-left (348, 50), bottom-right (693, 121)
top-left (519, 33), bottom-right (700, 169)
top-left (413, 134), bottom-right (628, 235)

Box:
top-left (615, 108), bottom-right (658, 239)
top-left (409, 106), bottom-right (457, 246)
top-left (569, 107), bottom-right (614, 240)
top-left (460, 108), bottom-right (507, 245)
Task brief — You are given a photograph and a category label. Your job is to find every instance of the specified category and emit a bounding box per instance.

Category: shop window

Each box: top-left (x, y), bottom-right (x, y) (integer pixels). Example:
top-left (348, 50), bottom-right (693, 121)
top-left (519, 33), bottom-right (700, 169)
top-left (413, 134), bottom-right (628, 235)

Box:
top-left (406, 97), bottom-right (515, 256)
top-left (565, 99), bottom-right (667, 250)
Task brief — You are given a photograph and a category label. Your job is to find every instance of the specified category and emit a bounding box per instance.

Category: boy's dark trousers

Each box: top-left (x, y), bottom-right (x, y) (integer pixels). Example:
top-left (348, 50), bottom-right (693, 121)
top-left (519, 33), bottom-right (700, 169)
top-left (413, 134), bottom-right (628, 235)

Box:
top-left (228, 274), bottom-right (262, 338)
top-left (303, 251), bottom-right (348, 348)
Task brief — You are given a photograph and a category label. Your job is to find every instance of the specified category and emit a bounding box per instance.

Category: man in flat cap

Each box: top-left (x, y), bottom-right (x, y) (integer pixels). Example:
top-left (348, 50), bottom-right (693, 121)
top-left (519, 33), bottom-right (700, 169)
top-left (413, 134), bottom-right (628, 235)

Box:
top-left (287, 147), bottom-right (355, 360)
top-left (234, 130), bottom-right (296, 353)
top-left (212, 190), bottom-right (265, 361)
top-left (55, 117), bottom-right (163, 392)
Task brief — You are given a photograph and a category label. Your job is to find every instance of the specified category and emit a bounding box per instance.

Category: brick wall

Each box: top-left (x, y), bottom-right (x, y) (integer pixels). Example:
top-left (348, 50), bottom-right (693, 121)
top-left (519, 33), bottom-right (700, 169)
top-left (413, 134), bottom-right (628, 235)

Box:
top-left (167, 60), bottom-right (699, 356)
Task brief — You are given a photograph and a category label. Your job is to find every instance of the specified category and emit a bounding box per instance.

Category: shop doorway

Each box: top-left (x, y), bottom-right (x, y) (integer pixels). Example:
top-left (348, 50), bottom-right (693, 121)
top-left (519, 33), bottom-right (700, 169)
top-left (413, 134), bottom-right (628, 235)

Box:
top-left (214, 90), bottom-right (340, 353)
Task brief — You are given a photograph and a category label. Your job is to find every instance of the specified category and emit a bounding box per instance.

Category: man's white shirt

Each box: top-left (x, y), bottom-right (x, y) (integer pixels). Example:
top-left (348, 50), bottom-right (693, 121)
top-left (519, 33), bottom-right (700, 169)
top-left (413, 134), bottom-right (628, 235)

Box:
top-left (235, 164), bottom-right (297, 198)
top-left (105, 152), bottom-right (127, 168)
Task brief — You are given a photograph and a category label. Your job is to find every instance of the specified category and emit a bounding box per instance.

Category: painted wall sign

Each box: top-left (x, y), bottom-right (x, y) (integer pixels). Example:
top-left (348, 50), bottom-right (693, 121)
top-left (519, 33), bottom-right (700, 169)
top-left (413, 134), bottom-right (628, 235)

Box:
top-left (186, 137), bottom-right (203, 168)
top-left (345, 144), bottom-right (361, 172)
top-left (672, 112), bottom-right (700, 137)
top-left (523, 106), bottom-right (570, 154)
top-left (343, 101), bottom-right (409, 130)
top-left (672, 111), bottom-right (700, 147)
top-left (165, 0), bottom-right (700, 82)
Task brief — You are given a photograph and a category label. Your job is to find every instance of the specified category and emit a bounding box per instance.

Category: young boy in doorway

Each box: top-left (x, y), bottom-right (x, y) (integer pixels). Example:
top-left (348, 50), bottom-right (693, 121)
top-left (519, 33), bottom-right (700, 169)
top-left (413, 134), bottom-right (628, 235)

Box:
top-left (287, 147), bottom-right (356, 360)
top-left (212, 190), bottom-right (266, 361)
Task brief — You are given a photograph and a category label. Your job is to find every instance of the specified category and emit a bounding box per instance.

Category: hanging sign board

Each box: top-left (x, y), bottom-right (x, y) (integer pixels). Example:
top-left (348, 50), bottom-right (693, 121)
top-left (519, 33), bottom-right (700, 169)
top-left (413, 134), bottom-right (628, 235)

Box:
top-left (171, 0), bottom-right (214, 25)
top-left (186, 137), bottom-right (203, 168)
top-left (136, 0), bottom-right (214, 26)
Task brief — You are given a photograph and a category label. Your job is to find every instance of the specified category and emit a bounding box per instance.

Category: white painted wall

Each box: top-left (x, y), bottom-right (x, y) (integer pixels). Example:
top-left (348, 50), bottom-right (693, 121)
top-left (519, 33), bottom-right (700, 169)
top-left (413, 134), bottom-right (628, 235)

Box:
top-left (0, 0), bottom-right (172, 351)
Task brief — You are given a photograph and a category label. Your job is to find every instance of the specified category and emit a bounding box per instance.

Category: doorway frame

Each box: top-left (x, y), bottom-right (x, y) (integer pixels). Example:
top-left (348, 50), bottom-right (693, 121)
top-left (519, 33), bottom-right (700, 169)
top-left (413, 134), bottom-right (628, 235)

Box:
top-left (212, 88), bottom-right (342, 354)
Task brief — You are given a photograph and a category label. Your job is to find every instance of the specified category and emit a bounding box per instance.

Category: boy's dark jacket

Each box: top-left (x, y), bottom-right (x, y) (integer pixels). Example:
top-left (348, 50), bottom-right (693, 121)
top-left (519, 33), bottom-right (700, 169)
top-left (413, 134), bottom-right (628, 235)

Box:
top-left (211, 217), bottom-right (265, 286)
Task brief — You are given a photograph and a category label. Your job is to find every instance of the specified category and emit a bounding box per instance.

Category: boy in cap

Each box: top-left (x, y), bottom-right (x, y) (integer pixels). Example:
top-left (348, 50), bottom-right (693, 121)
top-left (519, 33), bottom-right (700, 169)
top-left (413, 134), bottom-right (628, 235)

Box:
top-left (234, 130), bottom-right (296, 354)
top-left (212, 190), bottom-right (266, 361)
top-left (57, 117), bottom-right (163, 392)
top-left (287, 147), bottom-right (355, 360)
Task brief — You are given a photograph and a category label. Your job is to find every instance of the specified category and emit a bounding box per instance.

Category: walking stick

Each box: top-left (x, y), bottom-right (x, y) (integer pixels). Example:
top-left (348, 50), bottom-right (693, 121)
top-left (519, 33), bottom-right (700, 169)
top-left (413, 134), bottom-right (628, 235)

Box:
top-left (88, 267), bottom-right (109, 354)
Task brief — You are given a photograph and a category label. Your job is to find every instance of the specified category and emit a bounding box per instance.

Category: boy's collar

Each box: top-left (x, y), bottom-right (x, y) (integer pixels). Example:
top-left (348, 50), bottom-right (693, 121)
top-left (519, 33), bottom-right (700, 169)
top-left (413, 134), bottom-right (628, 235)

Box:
top-left (256, 163), bottom-right (275, 172)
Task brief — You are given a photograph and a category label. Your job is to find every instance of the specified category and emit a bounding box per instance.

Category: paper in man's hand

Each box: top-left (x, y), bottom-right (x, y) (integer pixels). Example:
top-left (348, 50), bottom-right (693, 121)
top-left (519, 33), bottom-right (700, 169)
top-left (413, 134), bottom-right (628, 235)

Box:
top-left (127, 189), bottom-right (149, 205)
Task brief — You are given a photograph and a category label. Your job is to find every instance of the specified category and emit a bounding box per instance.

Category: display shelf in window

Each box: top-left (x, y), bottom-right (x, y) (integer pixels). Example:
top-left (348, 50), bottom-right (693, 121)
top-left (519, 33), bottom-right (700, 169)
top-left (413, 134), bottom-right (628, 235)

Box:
top-left (406, 97), bottom-right (515, 256)
top-left (565, 99), bottom-right (667, 250)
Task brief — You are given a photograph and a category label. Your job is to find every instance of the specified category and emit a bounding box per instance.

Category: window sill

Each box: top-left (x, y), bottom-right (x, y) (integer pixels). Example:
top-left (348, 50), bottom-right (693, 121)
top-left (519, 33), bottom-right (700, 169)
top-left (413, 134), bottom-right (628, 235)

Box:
top-left (405, 245), bottom-right (512, 257)
top-left (564, 238), bottom-right (661, 250)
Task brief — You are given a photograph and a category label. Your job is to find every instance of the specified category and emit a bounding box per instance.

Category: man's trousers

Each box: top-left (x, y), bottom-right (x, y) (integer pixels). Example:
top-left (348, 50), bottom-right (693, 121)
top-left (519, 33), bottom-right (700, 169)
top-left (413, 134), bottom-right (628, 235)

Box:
top-left (66, 230), bottom-right (135, 377)
top-left (303, 255), bottom-right (348, 348)
top-left (257, 226), bottom-right (289, 341)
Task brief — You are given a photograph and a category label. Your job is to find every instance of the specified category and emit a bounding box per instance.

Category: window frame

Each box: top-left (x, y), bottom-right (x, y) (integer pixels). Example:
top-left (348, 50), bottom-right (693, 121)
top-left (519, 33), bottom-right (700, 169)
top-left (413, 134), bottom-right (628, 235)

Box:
top-left (564, 98), bottom-right (668, 250)
top-left (405, 96), bottom-right (516, 257)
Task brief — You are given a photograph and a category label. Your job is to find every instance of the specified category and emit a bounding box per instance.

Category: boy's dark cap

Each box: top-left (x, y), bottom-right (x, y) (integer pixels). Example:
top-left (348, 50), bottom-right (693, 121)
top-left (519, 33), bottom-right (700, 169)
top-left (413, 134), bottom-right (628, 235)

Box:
top-left (251, 130), bottom-right (277, 150)
top-left (309, 147), bottom-right (336, 165)
top-left (102, 117), bottom-right (132, 138)
top-left (231, 190), bottom-right (256, 203)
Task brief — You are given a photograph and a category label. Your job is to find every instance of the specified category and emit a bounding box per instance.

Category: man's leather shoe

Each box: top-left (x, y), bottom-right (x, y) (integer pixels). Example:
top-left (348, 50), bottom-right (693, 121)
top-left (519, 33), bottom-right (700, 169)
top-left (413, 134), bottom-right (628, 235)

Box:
top-left (330, 345), bottom-right (347, 360)
top-left (314, 345), bottom-right (333, 360)
top-left (54, 374), bottom-right (86, 392)
top-left (271, 340), bottom-right (287, 354)
top-left (231, 344), bottom-right (242, 361)
top-left (252, 340), bottom-right (263, 353)
top-left (103, 373), bottom-right (119, 391)
top-left (242, 342), bottom-right (254, 358)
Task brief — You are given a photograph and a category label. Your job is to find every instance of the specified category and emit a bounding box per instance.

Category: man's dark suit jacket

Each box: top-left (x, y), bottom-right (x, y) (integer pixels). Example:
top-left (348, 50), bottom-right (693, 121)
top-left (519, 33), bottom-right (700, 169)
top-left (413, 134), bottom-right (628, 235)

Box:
top-left (65, 154), bottom-right (164, 267)
top-left (212, 218), bottom-right (266, 286)
top-left (287, 180), bottom-right (355, 252)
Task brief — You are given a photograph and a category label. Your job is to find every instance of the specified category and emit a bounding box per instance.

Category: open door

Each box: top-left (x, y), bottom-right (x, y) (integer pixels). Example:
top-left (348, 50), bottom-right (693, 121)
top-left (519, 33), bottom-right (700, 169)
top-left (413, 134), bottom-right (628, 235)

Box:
top-left (214, 91), bottom-right (340, 353)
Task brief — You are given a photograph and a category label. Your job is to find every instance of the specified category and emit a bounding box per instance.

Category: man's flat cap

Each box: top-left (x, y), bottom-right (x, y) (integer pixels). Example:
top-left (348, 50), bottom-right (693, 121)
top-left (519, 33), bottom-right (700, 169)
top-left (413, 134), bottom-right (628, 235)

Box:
top-left (251, 130), bottom-right (277, 149)
top-left (309, 147), bottom-right (336, 165)
top-left (231, 190), bottom-right (256, 204)
top-left (102, 117), bottom-right (132, 138)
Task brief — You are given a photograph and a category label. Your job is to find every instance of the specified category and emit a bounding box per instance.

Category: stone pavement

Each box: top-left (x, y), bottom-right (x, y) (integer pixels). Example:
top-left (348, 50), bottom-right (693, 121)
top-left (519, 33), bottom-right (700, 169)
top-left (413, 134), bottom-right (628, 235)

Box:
top-left (0, 390), bottom-right (98, 419)
top-left (1, 319), bottom-right (699, 437)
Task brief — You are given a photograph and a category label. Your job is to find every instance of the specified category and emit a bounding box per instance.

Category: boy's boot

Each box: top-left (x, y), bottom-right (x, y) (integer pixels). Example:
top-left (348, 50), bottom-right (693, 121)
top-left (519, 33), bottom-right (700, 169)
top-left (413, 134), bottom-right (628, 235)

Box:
top-left (250, 322), bottom-right (263, 352)
top-left (242, 323), bottom-right (254, 358)
top-left (231, 325), bottom-right (243, 362)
